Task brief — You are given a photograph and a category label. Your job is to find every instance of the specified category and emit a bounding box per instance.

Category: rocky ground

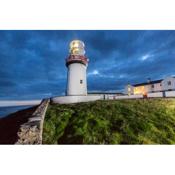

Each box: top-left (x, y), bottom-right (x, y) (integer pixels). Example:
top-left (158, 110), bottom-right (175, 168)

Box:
top-left (0, 106), bottom-right (38, 144)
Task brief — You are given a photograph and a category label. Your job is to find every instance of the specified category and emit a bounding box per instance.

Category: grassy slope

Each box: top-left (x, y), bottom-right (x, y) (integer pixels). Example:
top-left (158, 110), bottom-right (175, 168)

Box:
top-left (43, 99), bottom-right (175, 144)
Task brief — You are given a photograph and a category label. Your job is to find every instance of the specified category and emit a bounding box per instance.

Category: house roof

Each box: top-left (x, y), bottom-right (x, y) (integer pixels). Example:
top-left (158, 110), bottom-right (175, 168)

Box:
top-left (133, 79), bottom-right (163, 87)
top-left (130, 76), bottom-right (175, 87)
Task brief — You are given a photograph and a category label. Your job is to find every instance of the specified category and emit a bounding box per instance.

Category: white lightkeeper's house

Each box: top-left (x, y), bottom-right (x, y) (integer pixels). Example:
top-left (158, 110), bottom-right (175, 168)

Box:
top-left (125, 76), bottom-right (175, 95)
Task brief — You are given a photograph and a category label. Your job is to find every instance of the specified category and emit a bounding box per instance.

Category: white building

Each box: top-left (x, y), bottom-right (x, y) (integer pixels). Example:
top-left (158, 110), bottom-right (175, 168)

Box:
top-left (125, 76), bottom-right (175, 95)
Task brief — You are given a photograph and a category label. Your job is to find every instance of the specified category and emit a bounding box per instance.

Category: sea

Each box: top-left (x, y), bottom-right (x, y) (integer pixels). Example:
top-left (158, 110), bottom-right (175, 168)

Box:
top-left (0, 106), bottom-right (33, 118)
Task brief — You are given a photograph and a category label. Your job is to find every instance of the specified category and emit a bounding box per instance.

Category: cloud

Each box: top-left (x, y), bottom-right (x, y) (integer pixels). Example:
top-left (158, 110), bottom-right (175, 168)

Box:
top-left (88, 70), bottom-right (99, 76)
top-left (140, 54), bottom-right (152, 61)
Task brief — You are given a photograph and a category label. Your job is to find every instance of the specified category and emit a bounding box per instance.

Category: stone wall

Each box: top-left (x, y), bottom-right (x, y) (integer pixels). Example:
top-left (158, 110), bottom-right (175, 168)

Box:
top-left (15, 99), bottom-right (50, 144)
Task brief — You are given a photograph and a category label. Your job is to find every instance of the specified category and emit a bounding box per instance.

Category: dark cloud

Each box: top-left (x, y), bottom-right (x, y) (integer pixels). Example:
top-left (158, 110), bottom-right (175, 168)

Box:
top-left (0, 30), bottom-right (175, 99)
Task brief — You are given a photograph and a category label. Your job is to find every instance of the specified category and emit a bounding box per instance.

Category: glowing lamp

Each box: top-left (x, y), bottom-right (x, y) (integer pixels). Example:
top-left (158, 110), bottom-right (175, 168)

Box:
top-left (69, 40), bottom-right (85, 55)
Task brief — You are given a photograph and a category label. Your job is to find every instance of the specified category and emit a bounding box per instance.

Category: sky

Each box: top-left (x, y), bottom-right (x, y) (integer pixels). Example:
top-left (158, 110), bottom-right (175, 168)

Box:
top-left (0, 30), bottom-right (175, 100)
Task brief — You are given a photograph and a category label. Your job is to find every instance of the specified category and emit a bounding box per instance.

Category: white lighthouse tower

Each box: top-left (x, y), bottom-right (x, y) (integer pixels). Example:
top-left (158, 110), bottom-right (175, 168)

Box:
top-left (66, 40), bottom-right (89, 96)
top-left (52, 40), bottom-right (102, 104)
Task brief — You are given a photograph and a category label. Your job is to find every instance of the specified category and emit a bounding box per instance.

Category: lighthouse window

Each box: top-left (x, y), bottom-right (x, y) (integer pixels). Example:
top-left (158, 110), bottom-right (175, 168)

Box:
top-left (80, 80), bottom-right (83, 84)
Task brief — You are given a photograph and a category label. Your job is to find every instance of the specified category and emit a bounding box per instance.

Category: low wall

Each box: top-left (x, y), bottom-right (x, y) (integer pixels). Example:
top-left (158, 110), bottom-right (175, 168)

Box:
top-left (106, 95), bottom-right (116, 100)
top-left (52, 95), bottom-right (102, 104)
top-left (147, 92), bottom-right (163, 98)
top-left (165, 91), bottom-right (175, 97)
top-left (52, 91), bottom-right (175, 105)
top-left (115, 94), bottom-right (143, 99)
top-left (15, 99), bottom-right (50, 144)
top-left (116, 91), bottom-right (175, 99)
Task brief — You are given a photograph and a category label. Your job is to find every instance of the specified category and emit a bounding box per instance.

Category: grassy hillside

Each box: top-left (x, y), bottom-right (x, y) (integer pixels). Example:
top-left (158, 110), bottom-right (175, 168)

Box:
top-left (43, 99), bottom-right (175, 144)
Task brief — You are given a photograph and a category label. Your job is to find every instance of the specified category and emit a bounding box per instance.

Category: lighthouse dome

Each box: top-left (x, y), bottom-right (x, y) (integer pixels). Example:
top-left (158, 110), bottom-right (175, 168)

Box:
top-left (69, 40), bottom-right (85, 55)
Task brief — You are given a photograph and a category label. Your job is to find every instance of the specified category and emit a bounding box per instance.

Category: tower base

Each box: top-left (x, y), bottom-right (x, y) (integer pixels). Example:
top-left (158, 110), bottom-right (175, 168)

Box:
top-left (51, 95), bottom-right (102, 104)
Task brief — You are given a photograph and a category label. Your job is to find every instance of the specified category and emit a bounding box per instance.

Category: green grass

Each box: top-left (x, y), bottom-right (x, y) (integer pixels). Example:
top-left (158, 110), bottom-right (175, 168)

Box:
top-left (43, 98), bottom-right (175, 144)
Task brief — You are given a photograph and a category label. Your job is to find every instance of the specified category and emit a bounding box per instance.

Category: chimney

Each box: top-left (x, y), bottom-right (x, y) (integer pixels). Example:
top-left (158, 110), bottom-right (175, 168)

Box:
top-left (147, 78), bottom-right (151, 83)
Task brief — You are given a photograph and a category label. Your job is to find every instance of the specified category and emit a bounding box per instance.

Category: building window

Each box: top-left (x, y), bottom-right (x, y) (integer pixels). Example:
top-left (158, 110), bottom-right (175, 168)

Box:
top-left (151, 84), bottom-right (154, 88)
top-left (168, 81), bottom-right (171, 86)
top-left (160, 83), bottom-right (162, 86)
top-left (80, 80), bottom-right (83, 84)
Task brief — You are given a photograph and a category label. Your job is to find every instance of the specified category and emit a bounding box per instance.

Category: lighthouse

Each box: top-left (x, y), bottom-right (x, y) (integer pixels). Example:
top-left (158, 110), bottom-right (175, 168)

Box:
top-left (66, 40), bottom-right (89, 96)
top-left (52, 40), bottom-right (101, 104)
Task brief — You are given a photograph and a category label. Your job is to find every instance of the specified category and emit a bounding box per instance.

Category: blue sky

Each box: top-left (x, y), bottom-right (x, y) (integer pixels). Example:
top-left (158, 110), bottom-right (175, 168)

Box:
top-left (0, 30), bottom-right (175, 100)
